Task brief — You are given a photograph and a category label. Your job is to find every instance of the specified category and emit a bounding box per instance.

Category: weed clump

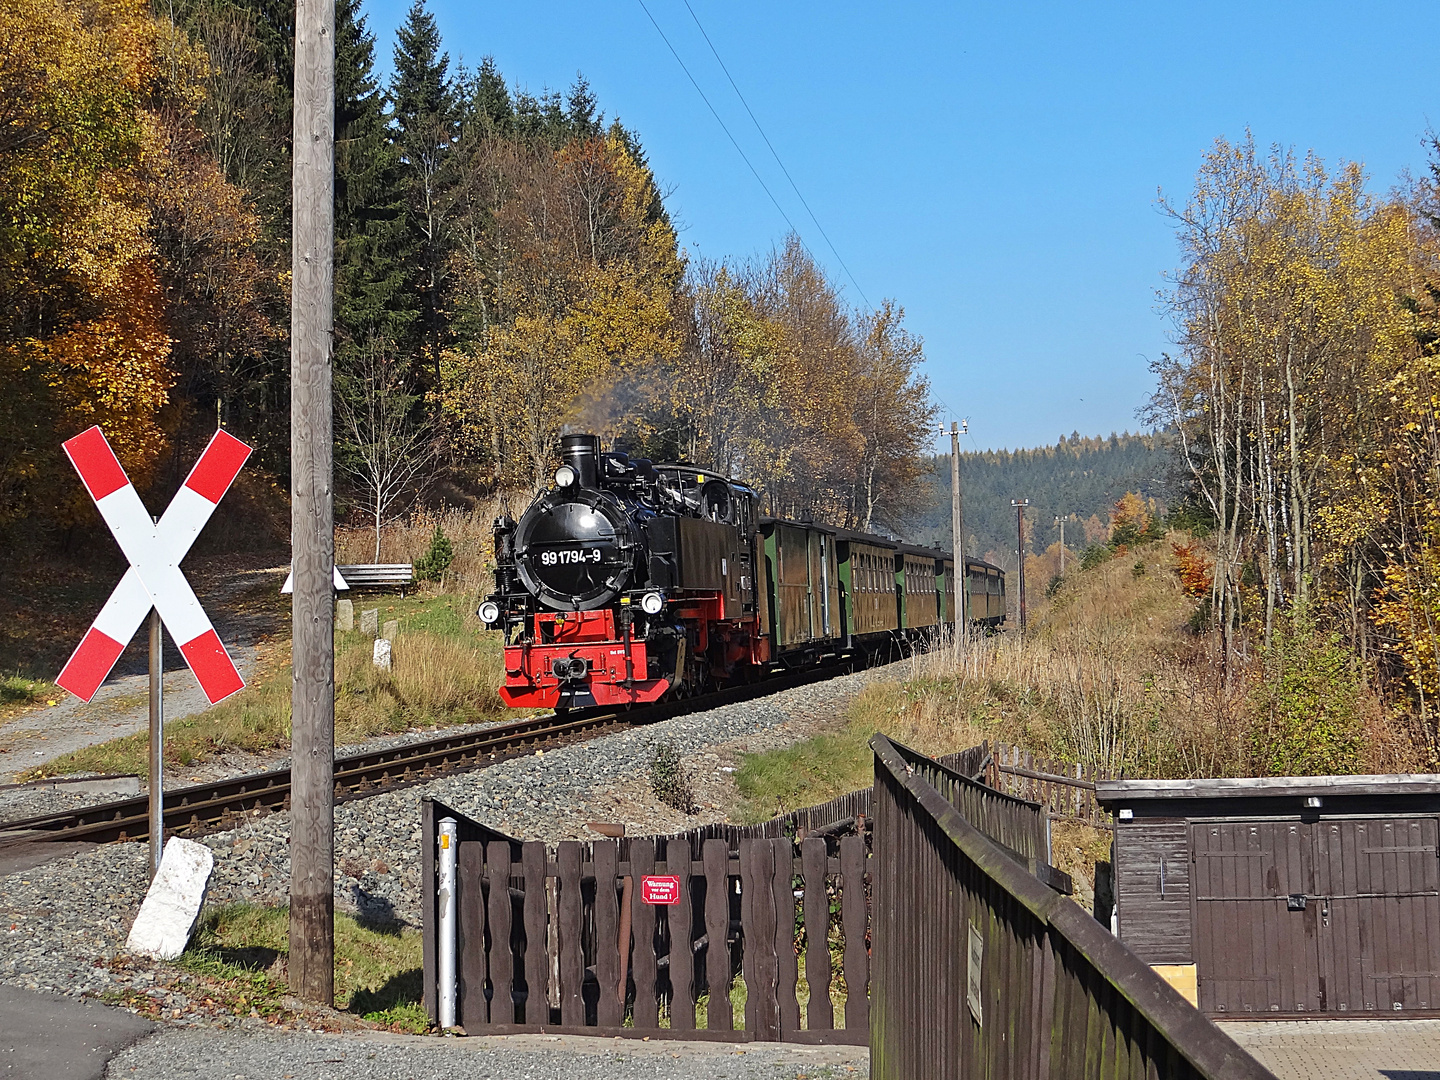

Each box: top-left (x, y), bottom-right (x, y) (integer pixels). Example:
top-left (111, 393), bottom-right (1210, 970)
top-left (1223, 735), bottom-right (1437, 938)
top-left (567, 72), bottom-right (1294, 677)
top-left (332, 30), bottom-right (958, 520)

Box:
top-left (647, 739), bottom-right (697, 814)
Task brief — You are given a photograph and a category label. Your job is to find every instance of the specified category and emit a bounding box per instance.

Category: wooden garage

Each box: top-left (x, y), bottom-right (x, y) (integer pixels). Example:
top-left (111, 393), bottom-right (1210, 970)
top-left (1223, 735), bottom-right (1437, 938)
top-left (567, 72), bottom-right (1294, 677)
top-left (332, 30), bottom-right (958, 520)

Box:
top-left (1097, 774), bottom-right (1440, 1019)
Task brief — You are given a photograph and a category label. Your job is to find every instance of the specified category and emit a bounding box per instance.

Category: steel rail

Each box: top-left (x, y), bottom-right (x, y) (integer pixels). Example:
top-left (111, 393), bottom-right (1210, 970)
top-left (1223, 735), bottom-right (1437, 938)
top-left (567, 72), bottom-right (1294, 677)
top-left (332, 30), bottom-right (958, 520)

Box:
top-left (0, 659), bottom-right (851, 847)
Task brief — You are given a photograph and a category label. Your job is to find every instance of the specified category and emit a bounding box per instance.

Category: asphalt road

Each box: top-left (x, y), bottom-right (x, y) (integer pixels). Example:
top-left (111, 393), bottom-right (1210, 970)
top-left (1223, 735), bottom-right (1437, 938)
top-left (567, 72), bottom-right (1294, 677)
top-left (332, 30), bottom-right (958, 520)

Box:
top-left (0, 984), bottom-right (153, 1080)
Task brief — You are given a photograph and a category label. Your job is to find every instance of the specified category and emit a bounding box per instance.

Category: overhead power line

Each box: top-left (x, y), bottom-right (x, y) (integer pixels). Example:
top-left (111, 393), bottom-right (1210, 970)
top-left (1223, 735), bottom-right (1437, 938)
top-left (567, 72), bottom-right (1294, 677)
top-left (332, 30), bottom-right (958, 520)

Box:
top-left (679, 0), bottom-right (872, 310)
top-left (634, 0), bottom-right (806, 248)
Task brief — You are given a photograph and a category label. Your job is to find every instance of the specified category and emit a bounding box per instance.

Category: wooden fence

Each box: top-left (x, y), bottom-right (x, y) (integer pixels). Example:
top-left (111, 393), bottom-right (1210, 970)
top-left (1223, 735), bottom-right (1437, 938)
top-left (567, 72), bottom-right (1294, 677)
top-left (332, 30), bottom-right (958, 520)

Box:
top-left (421, 798), bottom-right (869, 1043)
top-left (984, 742), bottom-right (1112, 828)
top-left (869, 734), bottom-right (1275, 1080)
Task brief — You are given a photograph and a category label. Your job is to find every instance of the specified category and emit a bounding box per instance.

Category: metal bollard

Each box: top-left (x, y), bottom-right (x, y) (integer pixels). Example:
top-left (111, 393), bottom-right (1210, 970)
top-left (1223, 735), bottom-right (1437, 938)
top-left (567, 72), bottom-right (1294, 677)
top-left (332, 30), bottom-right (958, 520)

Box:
top-left (438, 817), bottom-right (458, 1028)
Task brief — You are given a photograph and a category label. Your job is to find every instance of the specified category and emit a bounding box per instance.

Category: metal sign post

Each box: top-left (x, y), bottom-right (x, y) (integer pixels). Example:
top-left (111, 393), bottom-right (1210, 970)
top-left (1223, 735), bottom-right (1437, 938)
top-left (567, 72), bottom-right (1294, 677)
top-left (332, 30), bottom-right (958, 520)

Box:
top-left (148, 607), bottom-right (163, 878)
top-left (55, 425), bottom-right (253, 878)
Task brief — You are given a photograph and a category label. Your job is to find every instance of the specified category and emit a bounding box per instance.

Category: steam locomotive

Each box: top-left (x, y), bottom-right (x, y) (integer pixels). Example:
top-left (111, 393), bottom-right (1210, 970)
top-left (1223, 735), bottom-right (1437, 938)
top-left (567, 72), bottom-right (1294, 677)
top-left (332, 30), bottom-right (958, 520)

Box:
top-left (477, 434), bottom-right (1005, 711)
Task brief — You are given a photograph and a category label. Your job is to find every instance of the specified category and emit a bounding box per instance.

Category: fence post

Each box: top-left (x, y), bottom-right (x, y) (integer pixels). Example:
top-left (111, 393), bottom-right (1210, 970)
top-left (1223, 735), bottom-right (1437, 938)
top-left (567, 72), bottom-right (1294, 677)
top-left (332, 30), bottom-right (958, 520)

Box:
top-left (703, 839), bottom-right (733, 1031)
top-left (631, 839), bottom-right (660, 1028)
top-left (840, 833), bottom-right (869, 1034)
top-left (592, 840), bottom-right (622, 1027)
top-left (486, 842), bottom-right (514, 1025)
top-left (556, 841), bottom-right (584, 1025)
top-left (802, 837), bottom-right (833, 1031)
top-left (773, 836), bottom-right (800, 1036)
top-left (667, 837), bottom-right (696, 1030)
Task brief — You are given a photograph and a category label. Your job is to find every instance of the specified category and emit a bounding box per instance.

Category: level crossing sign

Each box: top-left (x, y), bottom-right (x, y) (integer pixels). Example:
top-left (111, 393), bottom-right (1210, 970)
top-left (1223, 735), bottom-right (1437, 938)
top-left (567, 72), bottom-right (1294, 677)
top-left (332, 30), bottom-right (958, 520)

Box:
top-left (55, 426), bottom-right (253, 705)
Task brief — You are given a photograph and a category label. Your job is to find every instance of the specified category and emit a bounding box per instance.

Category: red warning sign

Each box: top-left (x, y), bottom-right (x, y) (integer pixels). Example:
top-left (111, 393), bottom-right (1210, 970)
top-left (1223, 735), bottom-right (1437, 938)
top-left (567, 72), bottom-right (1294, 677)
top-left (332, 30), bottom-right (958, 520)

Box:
top-left (640, 875), bottom-right (681, 905)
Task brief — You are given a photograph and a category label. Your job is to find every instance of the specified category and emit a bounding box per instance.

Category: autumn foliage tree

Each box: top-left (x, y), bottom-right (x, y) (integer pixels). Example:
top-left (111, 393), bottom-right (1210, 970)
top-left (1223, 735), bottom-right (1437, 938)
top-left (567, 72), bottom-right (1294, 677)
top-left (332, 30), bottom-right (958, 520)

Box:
top-left (1150, 133), bottom-right (1440, 755)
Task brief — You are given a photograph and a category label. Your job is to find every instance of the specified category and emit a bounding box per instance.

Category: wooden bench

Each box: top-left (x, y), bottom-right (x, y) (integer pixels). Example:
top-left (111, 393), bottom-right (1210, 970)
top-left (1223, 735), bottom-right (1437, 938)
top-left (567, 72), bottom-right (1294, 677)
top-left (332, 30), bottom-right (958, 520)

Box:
top-left (337, 563), bottom-right (415, 596)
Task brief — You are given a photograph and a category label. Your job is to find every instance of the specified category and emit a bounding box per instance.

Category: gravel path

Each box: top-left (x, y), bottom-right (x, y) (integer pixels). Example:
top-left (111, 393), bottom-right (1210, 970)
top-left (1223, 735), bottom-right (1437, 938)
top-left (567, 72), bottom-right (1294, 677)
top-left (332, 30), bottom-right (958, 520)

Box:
top-left (0, 664), bottom-right (890, 1044)
top-left (106, 1029), bottom-right (868, 1079)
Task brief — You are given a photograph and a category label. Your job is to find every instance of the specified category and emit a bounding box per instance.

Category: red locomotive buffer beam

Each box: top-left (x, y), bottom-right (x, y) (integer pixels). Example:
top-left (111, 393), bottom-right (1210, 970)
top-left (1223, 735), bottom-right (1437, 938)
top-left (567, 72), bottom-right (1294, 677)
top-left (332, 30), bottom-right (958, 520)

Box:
top-left (499, 609), bottom-right (668, 709)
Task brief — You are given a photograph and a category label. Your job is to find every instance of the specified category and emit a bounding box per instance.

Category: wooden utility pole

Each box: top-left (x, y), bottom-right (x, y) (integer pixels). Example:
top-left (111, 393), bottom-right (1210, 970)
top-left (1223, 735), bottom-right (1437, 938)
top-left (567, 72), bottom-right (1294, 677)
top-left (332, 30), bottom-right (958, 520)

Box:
top-left (1012, 499), bottom-right (1030, 633)
top-left (948, 421), bottom-right (966, 647)
top-left (289, 0), bottom-right (336, 1006)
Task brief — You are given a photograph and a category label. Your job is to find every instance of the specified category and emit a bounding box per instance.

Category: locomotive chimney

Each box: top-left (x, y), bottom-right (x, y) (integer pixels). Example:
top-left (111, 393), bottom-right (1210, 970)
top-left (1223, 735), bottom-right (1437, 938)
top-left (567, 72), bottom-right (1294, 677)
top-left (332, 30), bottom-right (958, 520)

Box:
top-left (560, 434), bottom-right (601, 488)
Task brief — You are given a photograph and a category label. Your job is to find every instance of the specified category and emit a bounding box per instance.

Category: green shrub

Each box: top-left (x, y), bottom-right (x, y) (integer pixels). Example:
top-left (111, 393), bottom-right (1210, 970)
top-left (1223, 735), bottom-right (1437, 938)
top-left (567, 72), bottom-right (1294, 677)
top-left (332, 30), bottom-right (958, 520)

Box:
top-left (414, 524), bottom-right (454, 582)
top-left (1249, 594), bottom-right (1366, 776)
top-left (1079, 545), bottom-right (1110, 571)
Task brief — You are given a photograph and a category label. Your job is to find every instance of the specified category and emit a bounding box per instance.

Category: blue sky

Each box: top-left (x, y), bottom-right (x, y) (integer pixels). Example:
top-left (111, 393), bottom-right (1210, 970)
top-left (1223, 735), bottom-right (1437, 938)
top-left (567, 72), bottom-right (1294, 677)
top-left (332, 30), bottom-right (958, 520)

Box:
top-left (362, 0), bottom-right (1436, 451)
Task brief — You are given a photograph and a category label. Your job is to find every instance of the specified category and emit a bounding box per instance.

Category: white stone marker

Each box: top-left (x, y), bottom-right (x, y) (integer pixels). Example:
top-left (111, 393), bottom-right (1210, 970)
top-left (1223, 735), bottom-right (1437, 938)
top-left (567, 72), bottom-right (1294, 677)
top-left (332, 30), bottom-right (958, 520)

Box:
top-left (382, 619), bottom-right (398, 642)
top-left (360, 607), bottom-right (379, 636)
top-left (373, 637), bottom-right (392, 670)
top-left (126, 836), bottom-right (215, 960)
top-left (336, 598), bottom-right (354, 631)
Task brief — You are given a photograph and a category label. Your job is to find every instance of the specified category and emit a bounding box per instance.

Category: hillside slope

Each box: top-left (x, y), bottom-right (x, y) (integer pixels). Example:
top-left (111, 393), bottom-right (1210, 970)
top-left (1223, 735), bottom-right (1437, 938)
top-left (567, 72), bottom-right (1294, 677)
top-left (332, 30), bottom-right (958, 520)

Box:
top-left (904, 432), bottom-right (1171, 566)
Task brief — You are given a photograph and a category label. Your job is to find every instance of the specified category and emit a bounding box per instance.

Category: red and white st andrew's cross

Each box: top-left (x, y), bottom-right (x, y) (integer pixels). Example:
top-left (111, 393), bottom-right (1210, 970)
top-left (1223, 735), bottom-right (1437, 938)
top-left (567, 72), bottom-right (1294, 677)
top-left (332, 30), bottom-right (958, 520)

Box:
top-left (55, 426), bottom-right (253, 705)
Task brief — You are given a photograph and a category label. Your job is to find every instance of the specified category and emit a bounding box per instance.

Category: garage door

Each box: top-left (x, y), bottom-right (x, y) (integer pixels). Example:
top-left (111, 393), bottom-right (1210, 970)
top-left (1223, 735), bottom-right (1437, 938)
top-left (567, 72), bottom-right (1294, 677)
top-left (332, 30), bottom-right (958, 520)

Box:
top-left (1314, 818), bottom-right (1440, 1013)
top-left (1194, 817), bottom-right (1440, 1017)
top-left (1192, 821), bottom-right (1320, 1016)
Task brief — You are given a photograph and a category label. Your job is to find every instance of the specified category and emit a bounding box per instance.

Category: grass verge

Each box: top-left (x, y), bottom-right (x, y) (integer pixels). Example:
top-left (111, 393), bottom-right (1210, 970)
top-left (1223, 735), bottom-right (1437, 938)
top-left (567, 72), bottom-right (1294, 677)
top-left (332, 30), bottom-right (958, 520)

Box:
top-left (177, 902), bottom-right (429, 1032)
top-left (25, 592), bottom-right (507, 779)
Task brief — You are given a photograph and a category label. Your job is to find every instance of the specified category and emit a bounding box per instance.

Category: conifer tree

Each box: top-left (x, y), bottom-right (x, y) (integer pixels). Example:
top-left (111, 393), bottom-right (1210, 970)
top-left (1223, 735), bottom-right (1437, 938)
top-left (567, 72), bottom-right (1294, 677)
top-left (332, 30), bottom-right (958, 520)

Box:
top-left (390, 0), bottom-right (458, 389)
top-left (334, 0), bottom-right (412, 356)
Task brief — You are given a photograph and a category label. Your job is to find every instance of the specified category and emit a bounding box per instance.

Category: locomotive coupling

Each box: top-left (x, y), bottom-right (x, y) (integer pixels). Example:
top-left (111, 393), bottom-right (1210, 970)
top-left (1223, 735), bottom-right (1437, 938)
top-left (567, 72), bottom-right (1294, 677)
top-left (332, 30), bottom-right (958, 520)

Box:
top-left (551, 656), bottom-right (590, 681)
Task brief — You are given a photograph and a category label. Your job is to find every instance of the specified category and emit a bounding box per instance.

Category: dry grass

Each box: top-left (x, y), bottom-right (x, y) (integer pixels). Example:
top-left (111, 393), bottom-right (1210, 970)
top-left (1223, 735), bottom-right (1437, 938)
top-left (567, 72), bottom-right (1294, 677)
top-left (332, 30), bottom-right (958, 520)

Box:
top-left (735, 534), bottom-right (1420, 817)
top-left (337, 501), bottom-right (511, 598)
top-left (25, 595), bottom-right (508, 779)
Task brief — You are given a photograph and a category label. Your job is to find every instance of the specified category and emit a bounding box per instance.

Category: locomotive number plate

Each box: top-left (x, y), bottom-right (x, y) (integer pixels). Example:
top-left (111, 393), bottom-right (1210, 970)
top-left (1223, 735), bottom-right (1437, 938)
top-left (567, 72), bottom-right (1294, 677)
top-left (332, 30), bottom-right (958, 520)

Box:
top-left (539, 548), bottom-right (602, 566)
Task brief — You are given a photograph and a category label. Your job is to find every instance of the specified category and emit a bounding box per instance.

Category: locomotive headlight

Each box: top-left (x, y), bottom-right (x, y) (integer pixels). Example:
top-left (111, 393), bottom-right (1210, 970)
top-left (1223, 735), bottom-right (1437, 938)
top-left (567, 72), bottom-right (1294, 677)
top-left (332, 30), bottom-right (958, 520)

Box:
top-left (640, 591), bottom-right (664, 615)
top-left (554, 464), bottom-right (577, 488)
top-left (477, 600), bottom-right (501, 624)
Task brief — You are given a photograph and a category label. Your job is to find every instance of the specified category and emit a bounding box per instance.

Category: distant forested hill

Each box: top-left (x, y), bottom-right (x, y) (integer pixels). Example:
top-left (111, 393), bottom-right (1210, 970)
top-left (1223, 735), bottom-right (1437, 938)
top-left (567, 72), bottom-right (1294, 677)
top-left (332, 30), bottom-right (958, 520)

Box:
top-left (902, 433), bottom-right (1172, 571)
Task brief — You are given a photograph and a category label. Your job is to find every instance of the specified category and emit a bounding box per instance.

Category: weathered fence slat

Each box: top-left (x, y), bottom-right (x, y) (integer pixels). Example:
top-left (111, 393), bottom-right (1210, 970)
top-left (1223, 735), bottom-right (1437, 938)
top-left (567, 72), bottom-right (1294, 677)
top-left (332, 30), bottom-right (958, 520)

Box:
top-left (521, 841), bottom-right (549, 1025)
top-left (840, 833), bottom-right (869, 1033)
top-left (772, 836), bottom-right (800, 1036)
top-left (486, 842), bottom-right (514, 1024)
top-left (742, 839), bottom-right (781, 1040)
top-left (631, 839), bottom-right (660, 1028)
top-left (667, 837), bottom-right (695, 1030)
top-left (703, 838), bottom-right (733, 1031)
top-left (801, 837), bottom-right (832, 1030)
top-left (592, 839), bottom-right (622, 1027)
top-left (458, 840), bottom-right (487, 1029)
top-left (556, 840), bottom-right (584, 1025)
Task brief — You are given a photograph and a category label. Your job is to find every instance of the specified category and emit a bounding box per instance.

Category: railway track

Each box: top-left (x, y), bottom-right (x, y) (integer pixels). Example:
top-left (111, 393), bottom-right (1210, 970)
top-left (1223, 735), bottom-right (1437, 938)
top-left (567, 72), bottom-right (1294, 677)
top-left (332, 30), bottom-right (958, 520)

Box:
top-left (0, 660), bottom-right (851, 848)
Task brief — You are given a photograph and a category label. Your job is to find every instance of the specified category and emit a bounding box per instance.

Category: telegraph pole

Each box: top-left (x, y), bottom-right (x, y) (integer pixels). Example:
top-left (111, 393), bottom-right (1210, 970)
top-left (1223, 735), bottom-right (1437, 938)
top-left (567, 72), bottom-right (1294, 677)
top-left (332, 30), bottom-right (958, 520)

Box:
top-left (947, 421), bottom-right (967, 648)
top-left (289, 0), bottom-right (336, 1006)
top-left (1055, 515), bottom-right (1066, 576)
top-left (1011, 499), bottom-right (1030, 632)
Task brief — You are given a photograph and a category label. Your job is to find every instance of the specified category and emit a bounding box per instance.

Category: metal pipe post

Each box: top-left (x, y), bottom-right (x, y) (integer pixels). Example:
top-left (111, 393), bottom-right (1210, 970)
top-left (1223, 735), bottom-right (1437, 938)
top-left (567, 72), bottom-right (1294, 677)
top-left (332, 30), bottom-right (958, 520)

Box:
top-left (437, 817), bottom-right (458, 1028)
top-left (148, 606), bottom-right (163, 879)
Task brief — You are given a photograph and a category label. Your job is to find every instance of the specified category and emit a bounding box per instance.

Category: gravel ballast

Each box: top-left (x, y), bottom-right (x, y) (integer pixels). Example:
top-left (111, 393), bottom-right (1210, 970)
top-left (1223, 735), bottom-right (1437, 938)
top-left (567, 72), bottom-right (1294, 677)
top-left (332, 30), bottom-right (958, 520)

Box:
top-left (0, 665), bottom-right (890, 1077)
